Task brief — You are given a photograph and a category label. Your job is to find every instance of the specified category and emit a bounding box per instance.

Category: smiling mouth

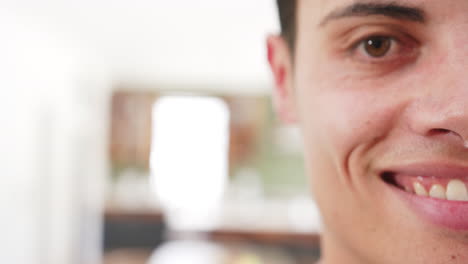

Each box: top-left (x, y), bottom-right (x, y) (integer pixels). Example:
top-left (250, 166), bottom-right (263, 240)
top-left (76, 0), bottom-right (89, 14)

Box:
top-left (380, 165), bottom-right (468, 230)
top-left (382, 172), bottom-right (468, 201)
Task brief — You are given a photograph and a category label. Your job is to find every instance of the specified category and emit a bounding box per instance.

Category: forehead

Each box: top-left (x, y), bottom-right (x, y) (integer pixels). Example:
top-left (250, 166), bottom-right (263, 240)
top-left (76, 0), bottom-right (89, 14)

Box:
top-left (297, 0), bottom-right (442, 25)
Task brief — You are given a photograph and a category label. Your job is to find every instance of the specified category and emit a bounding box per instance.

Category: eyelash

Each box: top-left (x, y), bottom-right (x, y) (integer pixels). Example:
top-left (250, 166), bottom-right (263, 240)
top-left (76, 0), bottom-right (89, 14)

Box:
top-left (348, 32), bottom-right (419, 65)
top-left (352, 35), bottom-right (399, 61)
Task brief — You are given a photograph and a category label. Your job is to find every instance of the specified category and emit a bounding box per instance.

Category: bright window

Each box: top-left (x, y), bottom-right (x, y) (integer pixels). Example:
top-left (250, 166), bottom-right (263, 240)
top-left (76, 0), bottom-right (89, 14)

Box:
top-left (150, 96), bottom-right (230, 230)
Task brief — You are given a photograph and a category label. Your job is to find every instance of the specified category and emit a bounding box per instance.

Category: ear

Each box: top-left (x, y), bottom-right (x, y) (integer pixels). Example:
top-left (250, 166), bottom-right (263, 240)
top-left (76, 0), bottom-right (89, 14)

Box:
top-left (267, 35), bottom-right (297, 124)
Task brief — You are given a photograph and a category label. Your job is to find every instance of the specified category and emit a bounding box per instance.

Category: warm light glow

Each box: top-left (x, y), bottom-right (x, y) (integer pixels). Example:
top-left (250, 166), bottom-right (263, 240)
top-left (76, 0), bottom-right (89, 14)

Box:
top-left (150, 96), bottom-right (230, 230)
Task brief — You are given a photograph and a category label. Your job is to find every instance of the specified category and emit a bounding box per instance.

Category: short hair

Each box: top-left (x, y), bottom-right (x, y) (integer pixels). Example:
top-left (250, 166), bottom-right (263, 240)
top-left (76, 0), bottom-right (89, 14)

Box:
top-left (276, 0), bottom-right (297, 52)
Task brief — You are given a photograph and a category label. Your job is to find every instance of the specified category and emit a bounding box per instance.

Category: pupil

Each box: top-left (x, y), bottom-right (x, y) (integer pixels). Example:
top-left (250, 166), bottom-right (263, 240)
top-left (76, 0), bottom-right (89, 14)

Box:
top-left (369, 39), bottom-right (382, 49)
top-left (365, 37), bottom-right (390, 57)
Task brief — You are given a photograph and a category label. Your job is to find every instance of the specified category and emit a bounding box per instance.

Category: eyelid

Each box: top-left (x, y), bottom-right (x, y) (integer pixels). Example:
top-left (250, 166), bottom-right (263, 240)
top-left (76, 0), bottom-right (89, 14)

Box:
top-left (338, 23), bottom-right (419, 50)
top-left (351, 35), bottom-right (395, 51)
top-left (352, 36), bottom-right (397, 58)
top-left (349, 32), bottom-right (418, 63)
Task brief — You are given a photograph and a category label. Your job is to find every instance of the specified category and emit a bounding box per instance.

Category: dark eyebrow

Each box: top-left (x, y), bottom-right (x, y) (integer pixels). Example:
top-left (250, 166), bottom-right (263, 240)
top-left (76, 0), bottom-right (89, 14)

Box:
top-left (319, 2), bottom-right (426, 27)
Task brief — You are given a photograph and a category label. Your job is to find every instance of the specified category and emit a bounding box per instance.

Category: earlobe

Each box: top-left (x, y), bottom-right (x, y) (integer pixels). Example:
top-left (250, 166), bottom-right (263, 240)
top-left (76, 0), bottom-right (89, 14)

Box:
top-left (266, 35), bottom-right (298, 124)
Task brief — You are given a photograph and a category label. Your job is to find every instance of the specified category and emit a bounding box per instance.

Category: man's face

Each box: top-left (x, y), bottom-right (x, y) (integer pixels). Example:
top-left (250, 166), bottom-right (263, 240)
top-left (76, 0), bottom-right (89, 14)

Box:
top-left (269, 0), bottom-right (468, 263)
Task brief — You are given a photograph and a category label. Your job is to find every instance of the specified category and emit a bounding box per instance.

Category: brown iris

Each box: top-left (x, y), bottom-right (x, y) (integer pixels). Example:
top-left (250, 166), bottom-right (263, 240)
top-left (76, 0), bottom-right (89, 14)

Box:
top-left (364, 36), bottom-right (392, 58)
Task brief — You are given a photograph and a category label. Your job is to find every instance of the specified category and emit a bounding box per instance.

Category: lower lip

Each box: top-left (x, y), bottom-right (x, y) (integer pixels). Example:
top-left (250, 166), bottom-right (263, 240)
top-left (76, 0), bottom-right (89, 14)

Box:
top-left (388, 183), bottom-right (468, 230)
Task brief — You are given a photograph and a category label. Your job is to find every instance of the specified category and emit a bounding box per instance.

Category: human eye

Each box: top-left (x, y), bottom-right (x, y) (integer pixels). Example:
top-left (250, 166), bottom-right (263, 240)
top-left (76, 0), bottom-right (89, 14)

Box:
top-left (348, 32), bottom-right (419, 66)
top-left (357, 36), bottom-right (394, 58)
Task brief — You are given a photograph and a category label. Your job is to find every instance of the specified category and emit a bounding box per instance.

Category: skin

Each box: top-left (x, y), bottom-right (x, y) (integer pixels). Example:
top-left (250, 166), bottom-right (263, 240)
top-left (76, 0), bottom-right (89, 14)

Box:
top-left (268, 0), bottom-right (468, 263)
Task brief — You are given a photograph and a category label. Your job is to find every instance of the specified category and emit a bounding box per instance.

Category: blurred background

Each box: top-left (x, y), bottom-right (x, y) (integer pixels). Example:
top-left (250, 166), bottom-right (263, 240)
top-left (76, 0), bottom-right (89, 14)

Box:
top-left (0, 0), bottom-right (321, 263)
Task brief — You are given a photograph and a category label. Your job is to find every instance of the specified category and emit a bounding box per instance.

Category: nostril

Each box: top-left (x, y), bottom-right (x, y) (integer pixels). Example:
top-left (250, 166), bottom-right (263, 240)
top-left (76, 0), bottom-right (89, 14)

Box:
top-left (427, 128), bottom-right (468, 147)
top-left (428, 128), bottom-right (453, 136)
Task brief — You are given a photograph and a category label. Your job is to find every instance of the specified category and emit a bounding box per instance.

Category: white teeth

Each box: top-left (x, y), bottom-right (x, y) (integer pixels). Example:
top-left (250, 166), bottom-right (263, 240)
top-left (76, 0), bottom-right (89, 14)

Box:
top-left (446, 179), bottom-right (468, 201)
top-left (429, 184), bottom-right (446, 199)
top-left (414, 182), bottom-right (428, 196)
top-left (409, 180), bottom-right (468, 201)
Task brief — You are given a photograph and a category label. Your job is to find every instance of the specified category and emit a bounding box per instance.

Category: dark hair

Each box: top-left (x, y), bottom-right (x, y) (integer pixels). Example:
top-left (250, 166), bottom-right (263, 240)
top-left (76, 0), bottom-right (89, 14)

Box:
top-left (276, 0), bottom-right (297, 51)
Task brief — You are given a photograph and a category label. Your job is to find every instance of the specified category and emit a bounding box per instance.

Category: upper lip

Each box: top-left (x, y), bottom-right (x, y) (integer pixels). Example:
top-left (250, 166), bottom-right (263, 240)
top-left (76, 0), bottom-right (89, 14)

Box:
top-left (380, 161), bottom-right (468, 179)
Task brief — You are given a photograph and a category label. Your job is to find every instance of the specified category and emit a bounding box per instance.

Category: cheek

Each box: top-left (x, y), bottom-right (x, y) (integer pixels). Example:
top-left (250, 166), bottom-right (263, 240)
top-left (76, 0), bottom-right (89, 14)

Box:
top-left (295, 74), bottom-right (413, 251)
top-left (294, 69), bottom-right (414, 193)
top-left (297, 83), bottom-right (394, 166)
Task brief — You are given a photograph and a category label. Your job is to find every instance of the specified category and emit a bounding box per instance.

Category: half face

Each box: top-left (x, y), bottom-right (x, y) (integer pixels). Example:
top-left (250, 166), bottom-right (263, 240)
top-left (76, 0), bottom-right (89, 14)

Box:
top-left (269, 0), bottom-right (468, 263)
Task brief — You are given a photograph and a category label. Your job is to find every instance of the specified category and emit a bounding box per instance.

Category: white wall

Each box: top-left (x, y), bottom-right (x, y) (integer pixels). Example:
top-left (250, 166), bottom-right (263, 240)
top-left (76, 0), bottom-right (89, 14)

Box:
top-left (2, 0), bottom-right (279, 92)
top-left (0, 9), bottom-right (110, 264)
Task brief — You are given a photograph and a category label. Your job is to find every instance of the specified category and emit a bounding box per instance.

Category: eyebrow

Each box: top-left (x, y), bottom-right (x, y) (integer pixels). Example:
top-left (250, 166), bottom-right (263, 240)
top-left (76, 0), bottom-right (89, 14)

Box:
top-left (319, 2), bottom-right (426, 27)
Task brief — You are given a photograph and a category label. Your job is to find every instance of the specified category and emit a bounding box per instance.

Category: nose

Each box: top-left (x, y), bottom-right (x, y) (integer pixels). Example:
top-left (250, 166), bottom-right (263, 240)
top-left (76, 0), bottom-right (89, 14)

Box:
top-left (404, 33), bottom-right (468, 146)
top-left (403, 26), bottom-right (468, 148)
top-left (407, 94), bottom-right (468, 147)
